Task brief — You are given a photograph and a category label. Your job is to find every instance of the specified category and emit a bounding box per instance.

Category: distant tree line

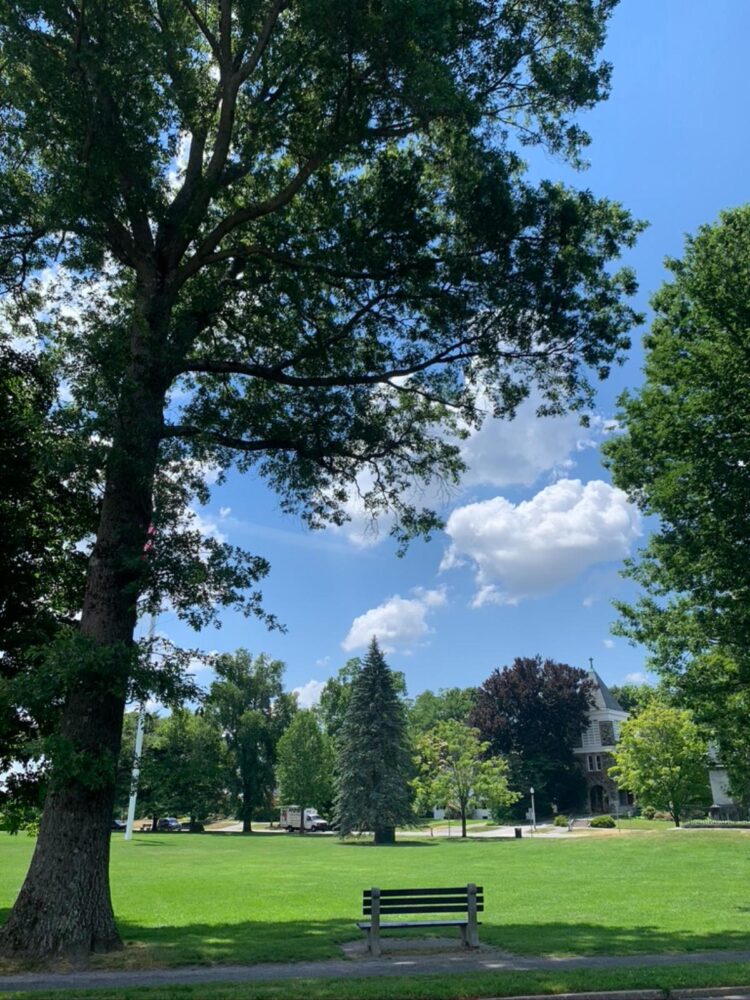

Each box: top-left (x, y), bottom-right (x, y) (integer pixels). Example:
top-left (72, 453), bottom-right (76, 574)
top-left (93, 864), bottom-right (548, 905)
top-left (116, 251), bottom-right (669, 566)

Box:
top-left (100, 644), bottom-right (608, 836)
top-left (6, 635), bottom-right (715, 839)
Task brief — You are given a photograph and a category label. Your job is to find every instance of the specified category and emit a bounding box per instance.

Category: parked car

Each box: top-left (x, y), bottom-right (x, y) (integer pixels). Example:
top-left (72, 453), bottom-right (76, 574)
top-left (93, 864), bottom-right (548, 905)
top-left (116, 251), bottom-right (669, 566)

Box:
top-left (111, 819), bottom-right (127, 832)
top-left (156, 817), bottom-right (182, 832)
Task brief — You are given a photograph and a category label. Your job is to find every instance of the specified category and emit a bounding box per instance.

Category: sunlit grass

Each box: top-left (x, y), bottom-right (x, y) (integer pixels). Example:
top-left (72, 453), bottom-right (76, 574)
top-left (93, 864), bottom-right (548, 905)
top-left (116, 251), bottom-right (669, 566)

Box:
top-left (1, 827), bottom-right (749, 969)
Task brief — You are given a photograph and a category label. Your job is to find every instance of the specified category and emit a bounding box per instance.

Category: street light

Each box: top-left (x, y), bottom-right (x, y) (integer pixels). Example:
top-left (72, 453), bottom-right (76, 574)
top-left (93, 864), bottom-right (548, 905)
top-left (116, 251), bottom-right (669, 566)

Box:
top-left (529, 786), bottom-right (536, 832)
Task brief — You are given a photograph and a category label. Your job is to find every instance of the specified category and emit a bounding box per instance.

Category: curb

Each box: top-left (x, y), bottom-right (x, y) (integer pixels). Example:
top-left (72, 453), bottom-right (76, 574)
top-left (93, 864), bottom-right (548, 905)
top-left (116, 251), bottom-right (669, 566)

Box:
top-left (481, 991), bottom-right (750, 1000)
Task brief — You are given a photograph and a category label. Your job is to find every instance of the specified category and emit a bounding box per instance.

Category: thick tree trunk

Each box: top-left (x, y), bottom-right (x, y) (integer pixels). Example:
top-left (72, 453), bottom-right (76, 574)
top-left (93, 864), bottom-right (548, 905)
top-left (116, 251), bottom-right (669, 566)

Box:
top-left (0, 295), bottom-right (169, 960)
top-left (0, 686), bottom-right (126, 960)
top-left (241, 788), bottom-right (253, 832)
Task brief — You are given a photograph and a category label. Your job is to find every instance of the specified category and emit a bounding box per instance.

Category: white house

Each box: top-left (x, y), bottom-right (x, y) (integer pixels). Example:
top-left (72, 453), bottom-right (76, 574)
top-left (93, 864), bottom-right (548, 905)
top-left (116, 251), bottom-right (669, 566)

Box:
top-left (572, 668), bottom-right (633, 814)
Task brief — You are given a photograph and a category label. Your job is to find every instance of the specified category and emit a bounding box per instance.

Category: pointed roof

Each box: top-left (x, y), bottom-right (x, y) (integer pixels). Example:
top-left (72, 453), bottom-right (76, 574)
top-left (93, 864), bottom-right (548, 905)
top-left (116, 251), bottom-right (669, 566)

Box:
top-left (588, 668), bottom-right (626, 713)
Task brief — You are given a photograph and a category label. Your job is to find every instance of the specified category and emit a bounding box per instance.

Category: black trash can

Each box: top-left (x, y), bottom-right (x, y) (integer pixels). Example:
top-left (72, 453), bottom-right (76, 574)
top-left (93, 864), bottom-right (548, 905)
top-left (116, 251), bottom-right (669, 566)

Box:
top-left (514, 827), bottom-right (522, 838)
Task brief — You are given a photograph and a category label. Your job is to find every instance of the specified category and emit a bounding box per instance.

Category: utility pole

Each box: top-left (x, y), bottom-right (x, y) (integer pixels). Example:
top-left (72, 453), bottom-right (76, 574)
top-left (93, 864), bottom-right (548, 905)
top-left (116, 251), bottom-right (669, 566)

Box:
top-left (124, 614), bottom-right (155, 840)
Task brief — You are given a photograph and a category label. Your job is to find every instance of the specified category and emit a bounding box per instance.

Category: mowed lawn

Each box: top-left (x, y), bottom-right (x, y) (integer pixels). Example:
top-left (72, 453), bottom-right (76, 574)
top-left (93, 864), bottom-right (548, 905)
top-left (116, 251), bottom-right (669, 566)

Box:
top-left (1, 829), bottom-right (749, 969)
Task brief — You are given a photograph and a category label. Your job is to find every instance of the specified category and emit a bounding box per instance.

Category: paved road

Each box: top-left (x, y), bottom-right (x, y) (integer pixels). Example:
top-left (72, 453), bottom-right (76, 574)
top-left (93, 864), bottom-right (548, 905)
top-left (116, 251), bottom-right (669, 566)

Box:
top-left (2, 947), bottom-right (750, 994)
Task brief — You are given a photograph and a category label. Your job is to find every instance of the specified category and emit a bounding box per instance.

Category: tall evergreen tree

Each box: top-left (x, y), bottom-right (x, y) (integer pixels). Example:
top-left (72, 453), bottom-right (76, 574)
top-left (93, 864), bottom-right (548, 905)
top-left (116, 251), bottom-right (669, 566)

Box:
top-left (335, 638), bottom-right (412, 843)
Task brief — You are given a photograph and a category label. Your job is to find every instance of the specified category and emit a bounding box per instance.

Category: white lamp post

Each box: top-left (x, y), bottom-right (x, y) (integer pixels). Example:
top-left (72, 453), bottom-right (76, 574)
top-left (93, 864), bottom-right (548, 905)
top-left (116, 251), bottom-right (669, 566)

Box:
top-left (529, 786), bottom-right (536, 832)
top-left (124, 613), bottom-right (155, 841)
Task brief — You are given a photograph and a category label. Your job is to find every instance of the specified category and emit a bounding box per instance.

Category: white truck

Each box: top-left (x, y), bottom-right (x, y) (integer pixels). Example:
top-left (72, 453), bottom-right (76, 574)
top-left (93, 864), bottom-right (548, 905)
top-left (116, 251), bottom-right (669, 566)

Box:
top-left (280, 806), bottom-right (328, 832)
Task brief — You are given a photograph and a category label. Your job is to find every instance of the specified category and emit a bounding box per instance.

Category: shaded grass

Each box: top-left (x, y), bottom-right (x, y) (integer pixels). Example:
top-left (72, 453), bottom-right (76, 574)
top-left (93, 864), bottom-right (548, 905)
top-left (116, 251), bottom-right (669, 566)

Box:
top-left (3, 963), bottom-right (750, 1000)
top-left (1, 829), bottom-right (749, 969)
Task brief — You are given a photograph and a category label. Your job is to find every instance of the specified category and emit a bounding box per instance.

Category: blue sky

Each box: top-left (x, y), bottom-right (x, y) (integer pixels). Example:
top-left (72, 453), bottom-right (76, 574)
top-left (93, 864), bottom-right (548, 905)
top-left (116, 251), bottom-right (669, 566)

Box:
top-left (159, 0), bottom-right (750, 705)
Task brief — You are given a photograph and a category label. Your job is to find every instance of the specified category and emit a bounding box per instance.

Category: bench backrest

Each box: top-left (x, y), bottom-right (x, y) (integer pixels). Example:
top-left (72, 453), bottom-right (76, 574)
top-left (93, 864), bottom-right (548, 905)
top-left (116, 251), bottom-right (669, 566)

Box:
top-left (362, 886), bottom-right (484, 916)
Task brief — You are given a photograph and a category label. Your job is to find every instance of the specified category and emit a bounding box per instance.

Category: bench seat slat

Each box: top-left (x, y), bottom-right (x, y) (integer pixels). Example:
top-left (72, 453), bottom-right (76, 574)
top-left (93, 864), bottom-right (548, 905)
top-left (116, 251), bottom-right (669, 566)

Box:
top-left (364, 886), bottom-right (482, 897)
top-left (357, 919), bottom-right (474, 931)
top-left (364, 903), bottom-right (483, 915)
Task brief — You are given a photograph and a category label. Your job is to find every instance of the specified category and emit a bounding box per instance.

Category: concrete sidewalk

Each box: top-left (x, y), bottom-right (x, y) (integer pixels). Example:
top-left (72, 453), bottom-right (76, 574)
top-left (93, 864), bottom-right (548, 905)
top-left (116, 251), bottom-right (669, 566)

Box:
top-left (1, 945), bottom-right (749, 994)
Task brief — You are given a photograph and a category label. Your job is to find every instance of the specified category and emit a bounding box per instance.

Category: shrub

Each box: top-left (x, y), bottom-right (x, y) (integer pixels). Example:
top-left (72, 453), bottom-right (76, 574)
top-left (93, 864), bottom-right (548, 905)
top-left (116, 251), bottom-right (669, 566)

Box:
top-left (554, 814), bottom-right (568, 827)
top-left (642, 805), bottom-right (656, 820)
top-left (590, 814), bottom-right (616, 828)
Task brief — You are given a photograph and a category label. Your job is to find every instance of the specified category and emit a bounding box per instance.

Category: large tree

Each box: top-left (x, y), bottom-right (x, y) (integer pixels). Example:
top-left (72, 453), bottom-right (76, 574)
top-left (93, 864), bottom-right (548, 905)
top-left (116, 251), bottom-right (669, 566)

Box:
top-left (408, 686), bottom-right (477, 738)
top-left (470, 655), bottom-right (593, 814)
top-left (610, 704), bottom-right (710, 826)
top-left (335, 638), bottom-right (413, 842)
top-left (602, 207), bottom-right (750, 810)
top-left (413, 720), bottom-right (517, 837)
top-left (0, 341), bottom-right (94, 818)
top-left (276, 710), bottom-right (334, 831)
top-left (0, 0), bottom-right (641, 957)
top-left (207, 650), bottom-right (296, 831)
top-left (128, 708), bottom-right (228, 831)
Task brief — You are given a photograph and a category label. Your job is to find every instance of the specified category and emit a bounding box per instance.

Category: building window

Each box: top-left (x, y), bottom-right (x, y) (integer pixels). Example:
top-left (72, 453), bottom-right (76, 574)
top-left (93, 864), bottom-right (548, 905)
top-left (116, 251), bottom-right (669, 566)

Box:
top-left (599, 721), bottom-right (615, 745)
top-left (587, 754), bottom-right (602, 772)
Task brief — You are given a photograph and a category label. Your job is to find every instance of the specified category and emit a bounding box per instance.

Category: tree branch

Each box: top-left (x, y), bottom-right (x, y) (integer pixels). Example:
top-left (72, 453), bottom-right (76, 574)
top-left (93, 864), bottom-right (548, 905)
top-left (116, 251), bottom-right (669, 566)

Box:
top-left (238, 0), bottom-right (288, 84)
top-left (175, 151), bottom-right (327, 286)
top-left (180, 0), bottom-right (222, 61)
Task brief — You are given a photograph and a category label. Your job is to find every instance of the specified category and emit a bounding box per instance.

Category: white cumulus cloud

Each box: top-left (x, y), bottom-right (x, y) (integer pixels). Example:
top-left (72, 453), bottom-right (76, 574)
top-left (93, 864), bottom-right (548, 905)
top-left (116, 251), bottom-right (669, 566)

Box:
top-left (459, 391), bottom-right (604, 488)
top-left (293, 679), bottom-right (326, 709)
top-left (342, 587), bottom-right (447, 653)
top-left (441, 479), bottom-right (640, 605)
top-left (624, 671), bottom-right (650, 684)
top-left (602, 638), bottom-right (615, 649)
top-left (327, 388), bottom-right (616, 548)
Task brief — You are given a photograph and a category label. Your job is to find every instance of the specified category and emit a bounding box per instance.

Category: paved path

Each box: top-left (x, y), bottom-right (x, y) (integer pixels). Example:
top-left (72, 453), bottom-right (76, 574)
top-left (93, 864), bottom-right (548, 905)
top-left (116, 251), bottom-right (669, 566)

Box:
top-left (2, 946), bottom-right (750, 994)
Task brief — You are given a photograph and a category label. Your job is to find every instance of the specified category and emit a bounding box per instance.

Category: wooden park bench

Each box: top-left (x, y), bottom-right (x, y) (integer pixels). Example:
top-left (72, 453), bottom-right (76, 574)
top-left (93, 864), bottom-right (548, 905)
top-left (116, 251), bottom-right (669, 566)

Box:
top-left (357, 884), bottom-right (483, 956)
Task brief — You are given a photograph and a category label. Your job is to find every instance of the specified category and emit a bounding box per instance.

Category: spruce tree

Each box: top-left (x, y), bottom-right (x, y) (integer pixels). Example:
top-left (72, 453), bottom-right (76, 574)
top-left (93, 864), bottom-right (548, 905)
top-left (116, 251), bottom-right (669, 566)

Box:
top-left (335, 638), bottom-right (413, 843)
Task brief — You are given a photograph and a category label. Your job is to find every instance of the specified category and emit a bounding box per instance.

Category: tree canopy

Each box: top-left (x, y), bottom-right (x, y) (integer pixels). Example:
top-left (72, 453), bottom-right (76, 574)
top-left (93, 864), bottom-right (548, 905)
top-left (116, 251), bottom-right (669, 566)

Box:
top-left (603, 206), bottom-right (750, 809)
top-left (412, 720), bottom-right (517, 836)
top-left (470, 655), bottom-right (593, 814)
top-left (610, 704), bottom-right (710, 826)
top-left (0, 0), bottom-right (641, 958)
top-left (408, 686), bottom-right (477, 737)
top-left (207, 649), bottom-right (296, 831)
top-left (276, 710), bottom-right (335, 828)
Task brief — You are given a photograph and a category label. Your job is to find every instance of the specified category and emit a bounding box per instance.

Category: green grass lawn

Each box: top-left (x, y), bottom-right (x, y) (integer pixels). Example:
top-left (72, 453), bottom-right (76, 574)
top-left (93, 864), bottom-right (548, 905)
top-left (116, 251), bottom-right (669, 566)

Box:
top-left (1, 828), bottom-right (749, 971)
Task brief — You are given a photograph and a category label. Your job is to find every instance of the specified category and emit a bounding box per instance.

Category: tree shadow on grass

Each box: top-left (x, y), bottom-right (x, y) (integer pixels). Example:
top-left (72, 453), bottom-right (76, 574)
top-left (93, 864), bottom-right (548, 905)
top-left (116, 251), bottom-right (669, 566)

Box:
top-left (111, 918), bottom-right (750, 966)
top-left (1, 909), bottom-right (749, 971)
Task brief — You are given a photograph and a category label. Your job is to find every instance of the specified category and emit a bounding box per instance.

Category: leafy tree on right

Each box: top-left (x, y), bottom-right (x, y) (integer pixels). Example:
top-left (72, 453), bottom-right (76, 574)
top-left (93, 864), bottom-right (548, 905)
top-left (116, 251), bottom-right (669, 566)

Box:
top-left (610, 704), bottom-right (710, 826)
top-left (603, 207), bottom-right (750, 810)
top-left (470, 656), bottom-right (593, 815)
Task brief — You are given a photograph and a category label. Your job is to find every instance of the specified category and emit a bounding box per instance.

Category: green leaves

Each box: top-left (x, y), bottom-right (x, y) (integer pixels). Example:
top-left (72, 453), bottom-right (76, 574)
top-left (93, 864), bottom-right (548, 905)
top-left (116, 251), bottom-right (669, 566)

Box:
top-left (335, 638), bottom-right (413, 834)
top-left (610, 704), bottom-right (710, 826)
top-left (276, 711), bottom-right (334, 819)
top-left (412, 720), bottom-right (518, 833)
top-left (603, 206), bottom-right (750, 807)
